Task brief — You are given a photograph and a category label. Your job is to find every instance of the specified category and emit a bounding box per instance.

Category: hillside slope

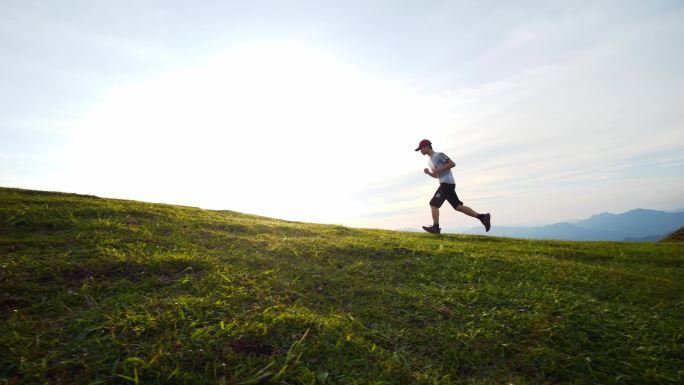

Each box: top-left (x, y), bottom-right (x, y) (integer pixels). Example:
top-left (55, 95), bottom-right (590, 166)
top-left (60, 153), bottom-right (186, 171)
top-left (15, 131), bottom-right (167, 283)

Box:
top-left (662, 227), bottom-right (684, 242)
top-left (1, 187), bottom-right (683, 384)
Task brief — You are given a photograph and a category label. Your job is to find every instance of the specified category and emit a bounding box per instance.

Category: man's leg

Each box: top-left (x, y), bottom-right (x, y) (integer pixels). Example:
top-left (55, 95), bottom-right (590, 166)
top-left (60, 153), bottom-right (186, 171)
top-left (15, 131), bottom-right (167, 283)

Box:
top-left (424, 185), bottom-right (446, 234)
top-left (423, 205), bottom-right (442, 234)
top-left (455, 205), bottom-right (479, 218)
top-left (457, 204), bottom-right (491, 232)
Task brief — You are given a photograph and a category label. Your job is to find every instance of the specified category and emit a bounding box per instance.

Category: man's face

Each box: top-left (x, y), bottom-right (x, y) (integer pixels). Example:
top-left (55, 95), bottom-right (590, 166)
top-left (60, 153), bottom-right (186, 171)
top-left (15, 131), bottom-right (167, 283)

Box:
top-left (420, 146), bottom-right (430, 155)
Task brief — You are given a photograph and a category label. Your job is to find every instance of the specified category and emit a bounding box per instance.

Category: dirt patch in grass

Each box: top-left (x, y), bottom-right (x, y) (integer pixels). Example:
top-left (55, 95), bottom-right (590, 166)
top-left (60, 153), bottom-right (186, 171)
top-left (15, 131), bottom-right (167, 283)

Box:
top-left (229, 339), bottom-right (276, 356)
top-left (0, 292), bottom-right (31, 311)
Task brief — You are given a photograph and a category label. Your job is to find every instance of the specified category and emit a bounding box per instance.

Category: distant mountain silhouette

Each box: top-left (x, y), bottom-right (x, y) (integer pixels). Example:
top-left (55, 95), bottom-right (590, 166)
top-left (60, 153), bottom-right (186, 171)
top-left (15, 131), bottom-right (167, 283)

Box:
top-left (461, 209), bottom-right (684, 242)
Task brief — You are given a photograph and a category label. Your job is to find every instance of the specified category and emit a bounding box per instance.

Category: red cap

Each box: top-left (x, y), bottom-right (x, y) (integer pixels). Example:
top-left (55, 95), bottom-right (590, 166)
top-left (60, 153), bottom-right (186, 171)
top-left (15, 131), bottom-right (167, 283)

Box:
top-left (414, 139), bottom-right (431, 151)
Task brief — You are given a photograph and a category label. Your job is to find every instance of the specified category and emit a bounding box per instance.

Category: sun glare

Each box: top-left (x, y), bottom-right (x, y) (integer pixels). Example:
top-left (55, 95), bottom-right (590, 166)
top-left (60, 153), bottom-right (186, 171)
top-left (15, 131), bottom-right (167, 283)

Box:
top-left (65, 42), bottom-right (445, 224)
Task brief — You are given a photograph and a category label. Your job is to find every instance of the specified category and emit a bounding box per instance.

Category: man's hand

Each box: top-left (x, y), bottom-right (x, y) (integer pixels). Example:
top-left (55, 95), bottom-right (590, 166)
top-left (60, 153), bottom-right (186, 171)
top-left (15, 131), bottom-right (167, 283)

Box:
top-left (424, 168), bottom-right (437, 177)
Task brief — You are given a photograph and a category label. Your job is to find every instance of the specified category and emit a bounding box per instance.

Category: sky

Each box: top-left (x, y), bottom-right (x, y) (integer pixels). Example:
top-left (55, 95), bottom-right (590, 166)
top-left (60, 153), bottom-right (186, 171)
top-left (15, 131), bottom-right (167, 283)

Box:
top-left (1, 0), bottom-right (683, 231)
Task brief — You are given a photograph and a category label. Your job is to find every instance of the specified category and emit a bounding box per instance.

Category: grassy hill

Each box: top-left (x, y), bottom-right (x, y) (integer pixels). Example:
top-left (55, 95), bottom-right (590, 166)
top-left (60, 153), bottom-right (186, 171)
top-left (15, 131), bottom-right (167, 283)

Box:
top-left (1, 187), bottom-right (683, 385)
top-left (662, 227), bottom-right (684, 242)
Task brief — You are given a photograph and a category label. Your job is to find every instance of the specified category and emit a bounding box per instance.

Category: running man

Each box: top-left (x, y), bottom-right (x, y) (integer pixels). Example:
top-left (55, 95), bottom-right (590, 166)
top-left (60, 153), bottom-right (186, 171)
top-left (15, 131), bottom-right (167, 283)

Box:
top-left (415, 139), bottom-right (491, 234)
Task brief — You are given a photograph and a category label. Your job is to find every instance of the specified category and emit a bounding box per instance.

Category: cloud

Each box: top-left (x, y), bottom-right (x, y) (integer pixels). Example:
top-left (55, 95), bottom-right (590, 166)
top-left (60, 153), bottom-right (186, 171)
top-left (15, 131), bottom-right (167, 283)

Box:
top-left (47, 42), bottom-right (466, 224)
top-left (347, 5), bottom-right (684, 228)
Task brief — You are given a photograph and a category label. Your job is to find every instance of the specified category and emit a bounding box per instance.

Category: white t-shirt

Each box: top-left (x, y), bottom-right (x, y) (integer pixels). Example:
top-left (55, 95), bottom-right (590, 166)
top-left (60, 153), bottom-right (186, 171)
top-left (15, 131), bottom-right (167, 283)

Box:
top-left (429, 152), bottom-right (455, 185)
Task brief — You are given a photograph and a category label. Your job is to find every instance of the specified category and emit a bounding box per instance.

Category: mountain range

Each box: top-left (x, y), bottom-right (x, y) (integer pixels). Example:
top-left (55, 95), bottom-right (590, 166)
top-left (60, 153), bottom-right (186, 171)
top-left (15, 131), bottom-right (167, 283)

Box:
top-left (458, 209), bottom-right (684, 242)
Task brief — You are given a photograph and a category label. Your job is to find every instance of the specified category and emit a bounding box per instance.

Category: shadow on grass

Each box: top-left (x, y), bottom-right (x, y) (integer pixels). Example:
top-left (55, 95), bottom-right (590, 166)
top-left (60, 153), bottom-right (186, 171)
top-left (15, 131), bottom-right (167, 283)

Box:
top-left (324, 244), bottom-right (419, 260)
top-left (538, 245), bottom-right (684, 268)
top-left (61, 258), bottom-right (212, 286)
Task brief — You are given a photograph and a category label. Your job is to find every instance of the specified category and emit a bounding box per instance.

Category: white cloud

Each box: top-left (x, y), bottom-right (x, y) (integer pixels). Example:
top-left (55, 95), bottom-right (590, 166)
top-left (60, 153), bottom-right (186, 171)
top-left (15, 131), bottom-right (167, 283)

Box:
top-left (55, 42), bottom-right (455, 223)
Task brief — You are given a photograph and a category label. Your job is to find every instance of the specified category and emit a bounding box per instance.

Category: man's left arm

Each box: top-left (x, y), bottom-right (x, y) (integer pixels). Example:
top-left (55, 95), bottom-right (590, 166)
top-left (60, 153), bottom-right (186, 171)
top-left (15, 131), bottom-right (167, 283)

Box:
top-left (432, 159), bottom-right (456, 174)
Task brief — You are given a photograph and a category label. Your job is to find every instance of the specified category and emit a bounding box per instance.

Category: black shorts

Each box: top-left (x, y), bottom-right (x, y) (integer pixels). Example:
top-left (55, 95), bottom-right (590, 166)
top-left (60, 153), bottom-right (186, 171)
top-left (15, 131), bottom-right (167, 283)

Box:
top-left (429, 183), bottom-right (463, 209)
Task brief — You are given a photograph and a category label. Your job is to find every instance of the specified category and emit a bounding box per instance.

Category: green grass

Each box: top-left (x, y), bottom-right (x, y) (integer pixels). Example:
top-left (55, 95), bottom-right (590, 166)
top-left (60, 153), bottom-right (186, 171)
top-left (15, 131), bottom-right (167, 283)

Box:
top-left (1, 186), bottom-right (683, 385)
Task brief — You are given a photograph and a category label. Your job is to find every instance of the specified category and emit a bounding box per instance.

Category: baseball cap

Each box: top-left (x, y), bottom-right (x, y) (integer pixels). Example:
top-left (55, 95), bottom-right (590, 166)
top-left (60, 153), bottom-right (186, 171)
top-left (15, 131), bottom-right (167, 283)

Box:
top-left (414, 139), bottom-right (431, 151)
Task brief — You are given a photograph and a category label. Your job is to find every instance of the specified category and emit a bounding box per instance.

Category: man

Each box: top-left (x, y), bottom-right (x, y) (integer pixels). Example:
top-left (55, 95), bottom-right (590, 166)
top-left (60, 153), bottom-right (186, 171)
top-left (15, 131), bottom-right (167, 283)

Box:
top-left (415, 139), bottom-right (491, 234)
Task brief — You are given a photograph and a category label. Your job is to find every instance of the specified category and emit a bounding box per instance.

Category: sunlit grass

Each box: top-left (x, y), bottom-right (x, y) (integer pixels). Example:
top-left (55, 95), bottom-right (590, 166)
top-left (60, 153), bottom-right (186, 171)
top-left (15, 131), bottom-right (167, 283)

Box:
top-left (1, 187), bottom-right (683, 384)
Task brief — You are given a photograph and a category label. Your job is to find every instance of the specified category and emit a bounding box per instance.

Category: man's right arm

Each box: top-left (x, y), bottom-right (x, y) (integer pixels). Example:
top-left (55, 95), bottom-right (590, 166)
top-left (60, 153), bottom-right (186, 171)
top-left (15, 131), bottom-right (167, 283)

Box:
top-left (424, 168), bottom-right (437, 178)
